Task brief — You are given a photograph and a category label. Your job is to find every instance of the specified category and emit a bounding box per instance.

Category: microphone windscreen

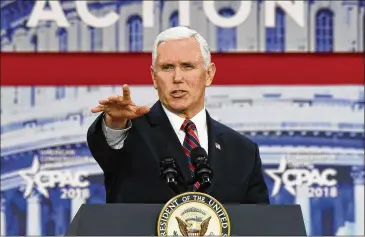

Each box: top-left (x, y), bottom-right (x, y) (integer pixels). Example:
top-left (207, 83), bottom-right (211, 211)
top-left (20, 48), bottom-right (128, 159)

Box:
top-left (190, 147), bottom-right (208, 159)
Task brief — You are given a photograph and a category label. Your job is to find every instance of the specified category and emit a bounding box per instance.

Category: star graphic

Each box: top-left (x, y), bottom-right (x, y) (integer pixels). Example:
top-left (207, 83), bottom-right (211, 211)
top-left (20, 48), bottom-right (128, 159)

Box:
top-left (18, 156), bottom-right (49, 198)
top-left (264, 157), bottom-right (293, 196)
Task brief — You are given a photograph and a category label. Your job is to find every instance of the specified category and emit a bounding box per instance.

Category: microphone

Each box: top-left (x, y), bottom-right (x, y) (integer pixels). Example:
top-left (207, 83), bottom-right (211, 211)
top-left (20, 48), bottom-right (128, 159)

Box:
top-left (191, 147), bottom-right (213, 192)
top-left (160, 155), bottom-right (181, 194)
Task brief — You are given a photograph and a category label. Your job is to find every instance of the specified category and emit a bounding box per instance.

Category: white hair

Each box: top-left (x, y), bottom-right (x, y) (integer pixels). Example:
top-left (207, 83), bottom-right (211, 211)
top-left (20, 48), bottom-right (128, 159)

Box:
top-left (152, 26), bottom-right (211, 68)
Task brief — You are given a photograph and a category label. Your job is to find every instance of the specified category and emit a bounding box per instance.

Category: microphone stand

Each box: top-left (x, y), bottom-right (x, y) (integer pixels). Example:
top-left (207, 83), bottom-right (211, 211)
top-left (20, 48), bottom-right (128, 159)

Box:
top-left (191, 148), bottom-right (213, 193)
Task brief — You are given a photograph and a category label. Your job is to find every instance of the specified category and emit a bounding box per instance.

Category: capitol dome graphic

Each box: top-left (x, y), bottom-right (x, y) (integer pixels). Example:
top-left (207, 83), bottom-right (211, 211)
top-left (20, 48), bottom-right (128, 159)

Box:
top-left (1, 0), bottom-right (364, 236)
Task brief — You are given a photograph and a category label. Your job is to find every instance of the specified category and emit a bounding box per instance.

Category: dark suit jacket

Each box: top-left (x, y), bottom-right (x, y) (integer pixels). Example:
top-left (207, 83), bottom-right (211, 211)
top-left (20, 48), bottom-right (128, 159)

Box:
top-left (87, 101), bottom-right (270, 204)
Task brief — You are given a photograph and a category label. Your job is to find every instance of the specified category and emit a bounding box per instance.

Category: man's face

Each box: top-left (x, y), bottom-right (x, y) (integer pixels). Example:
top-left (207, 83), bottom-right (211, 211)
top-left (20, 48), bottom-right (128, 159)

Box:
top-left (151, 36), bottom-right (215, 118)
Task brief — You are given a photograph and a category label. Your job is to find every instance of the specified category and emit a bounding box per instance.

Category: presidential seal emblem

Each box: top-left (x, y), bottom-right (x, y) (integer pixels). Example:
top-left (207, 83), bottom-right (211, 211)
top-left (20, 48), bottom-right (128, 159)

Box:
top-left (157, 192), bottom-right (230, 236)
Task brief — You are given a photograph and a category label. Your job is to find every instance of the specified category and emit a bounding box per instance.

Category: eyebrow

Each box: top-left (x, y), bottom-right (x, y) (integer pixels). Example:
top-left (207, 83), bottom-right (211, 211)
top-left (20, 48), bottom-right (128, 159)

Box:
top-left (160, 61), bottom-right (197, 65)
top-left (180, 61), bottom-right (195, 65)
top-left (160, 63), bottom-right (174, 67)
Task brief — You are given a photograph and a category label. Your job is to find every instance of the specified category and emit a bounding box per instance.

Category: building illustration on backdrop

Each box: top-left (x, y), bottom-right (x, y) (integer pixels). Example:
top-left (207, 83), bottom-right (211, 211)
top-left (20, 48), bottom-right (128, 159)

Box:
top-left (1, 0), bottom-right (364, 110)
top-left (1, 1), bottom-right (364, 236)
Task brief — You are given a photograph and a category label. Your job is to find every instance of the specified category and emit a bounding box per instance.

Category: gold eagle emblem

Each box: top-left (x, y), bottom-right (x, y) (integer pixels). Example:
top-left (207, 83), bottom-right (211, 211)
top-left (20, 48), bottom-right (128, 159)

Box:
top-left (176, 216), bottom-right (211, 236)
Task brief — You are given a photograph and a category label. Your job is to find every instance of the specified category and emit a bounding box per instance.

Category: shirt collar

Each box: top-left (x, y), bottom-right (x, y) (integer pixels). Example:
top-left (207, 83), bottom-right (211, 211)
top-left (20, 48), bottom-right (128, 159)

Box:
top-left (161, 104), bottom-right (207, 135)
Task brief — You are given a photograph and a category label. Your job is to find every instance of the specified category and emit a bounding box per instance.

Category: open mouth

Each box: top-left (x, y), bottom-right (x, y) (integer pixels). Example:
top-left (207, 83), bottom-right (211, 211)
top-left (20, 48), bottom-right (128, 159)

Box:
top-left (171, 90), bottom-right (187, 97)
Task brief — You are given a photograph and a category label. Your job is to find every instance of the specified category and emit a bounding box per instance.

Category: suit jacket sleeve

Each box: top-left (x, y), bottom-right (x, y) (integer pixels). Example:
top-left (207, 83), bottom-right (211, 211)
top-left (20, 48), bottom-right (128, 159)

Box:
top-left (87, 113), bottom-right (130, 175)
top-left (245, 143), bottom-right (270, 204)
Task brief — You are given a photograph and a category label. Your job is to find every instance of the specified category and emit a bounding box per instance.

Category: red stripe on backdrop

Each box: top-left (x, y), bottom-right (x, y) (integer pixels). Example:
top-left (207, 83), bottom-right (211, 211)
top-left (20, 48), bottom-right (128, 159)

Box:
top-left (0, 53), bottom-right (363, 85)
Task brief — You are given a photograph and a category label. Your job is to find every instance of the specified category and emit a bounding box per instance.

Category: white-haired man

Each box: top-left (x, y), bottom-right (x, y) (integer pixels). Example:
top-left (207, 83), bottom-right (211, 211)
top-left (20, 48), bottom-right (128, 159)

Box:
top-left (87, 26), bottom-right (269, 204)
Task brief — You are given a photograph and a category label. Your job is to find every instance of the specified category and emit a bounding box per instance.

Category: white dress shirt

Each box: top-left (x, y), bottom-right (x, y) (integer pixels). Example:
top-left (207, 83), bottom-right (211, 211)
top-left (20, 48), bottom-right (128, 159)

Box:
top-left (101, 104), bottom-right (209, 154)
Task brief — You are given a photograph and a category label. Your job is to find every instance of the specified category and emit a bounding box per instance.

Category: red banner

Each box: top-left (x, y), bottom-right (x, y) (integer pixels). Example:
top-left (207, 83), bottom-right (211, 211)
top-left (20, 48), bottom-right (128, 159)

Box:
top-left (1, 53), bottom-right (363, 85)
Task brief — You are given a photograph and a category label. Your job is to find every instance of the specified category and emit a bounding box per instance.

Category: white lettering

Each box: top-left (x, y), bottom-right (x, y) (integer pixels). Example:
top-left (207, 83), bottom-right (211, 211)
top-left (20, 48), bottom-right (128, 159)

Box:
top-left (21, 169), bottom-right (90, 198)
top-left (27, 0), bottom-right (69, 27)
top-left (26, 0), bottom-right (305, 28)
top-left (75, 1), bottom-right (119, 28)
top-left (182, 196), bottom-right (190, 202)
top-left (35, 170), bottom-right (90, 190)
top-left (281, 168), bottom-right (338, 193)
top-left (308, 186), bottom-right (338, 198)
top-left (142, 1), bottom-right (154, 27)
top-left (320, 169), bottom-right (337, 186)
top-left (179, 1), bottom-right (190, 27)
top-left (265, 0), bottom-right (305, 27)
top-left (143, 1), bottom-right (190, 27)
top-left (203, 1), bottom-right (252, 28)
top-left (60, 188), bottom-right (90, 199)
top-left (265, 158), bottom-right (338, 197)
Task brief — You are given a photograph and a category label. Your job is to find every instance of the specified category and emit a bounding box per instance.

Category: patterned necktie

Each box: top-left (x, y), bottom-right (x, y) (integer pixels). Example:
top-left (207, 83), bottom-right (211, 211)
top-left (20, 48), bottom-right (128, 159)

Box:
top-left (181, 119), bottom-right (201, 191)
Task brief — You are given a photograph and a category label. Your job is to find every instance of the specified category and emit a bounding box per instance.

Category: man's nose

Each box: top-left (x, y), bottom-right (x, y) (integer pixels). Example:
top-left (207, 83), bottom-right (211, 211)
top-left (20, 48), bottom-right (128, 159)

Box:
top-left (173, 68), bottom-right (183, 82)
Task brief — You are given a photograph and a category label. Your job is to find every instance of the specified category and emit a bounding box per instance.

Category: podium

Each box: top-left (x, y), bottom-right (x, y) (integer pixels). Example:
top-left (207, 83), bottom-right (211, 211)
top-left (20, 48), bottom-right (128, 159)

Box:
top-left (66, 203), bottom-right (307, 236)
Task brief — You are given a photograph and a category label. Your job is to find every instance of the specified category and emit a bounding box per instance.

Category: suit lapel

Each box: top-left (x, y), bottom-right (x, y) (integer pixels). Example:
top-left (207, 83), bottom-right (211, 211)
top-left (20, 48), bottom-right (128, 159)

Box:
top-left (138, 101), bottom-right (226, 191)
top-left (206, 112), bottom-right (225, 193)
top-left (144, 101), bottom-right (191, 183)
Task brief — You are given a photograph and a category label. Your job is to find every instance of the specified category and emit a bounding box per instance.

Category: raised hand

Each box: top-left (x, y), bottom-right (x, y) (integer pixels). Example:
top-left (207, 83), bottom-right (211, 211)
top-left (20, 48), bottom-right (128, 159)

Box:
top-left (91, 84), bottom-right (150, 129)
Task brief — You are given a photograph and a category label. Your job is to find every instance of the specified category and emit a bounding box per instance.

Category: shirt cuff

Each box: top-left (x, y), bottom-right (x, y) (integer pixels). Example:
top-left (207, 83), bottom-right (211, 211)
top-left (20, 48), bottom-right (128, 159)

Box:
top-left (101, 115), bottom-right (132, 141)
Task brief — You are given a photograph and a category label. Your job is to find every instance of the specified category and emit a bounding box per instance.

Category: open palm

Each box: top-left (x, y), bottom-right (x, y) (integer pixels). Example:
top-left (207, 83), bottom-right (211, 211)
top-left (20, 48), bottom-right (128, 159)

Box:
top-left (91, 84), bottom-right (150, 123)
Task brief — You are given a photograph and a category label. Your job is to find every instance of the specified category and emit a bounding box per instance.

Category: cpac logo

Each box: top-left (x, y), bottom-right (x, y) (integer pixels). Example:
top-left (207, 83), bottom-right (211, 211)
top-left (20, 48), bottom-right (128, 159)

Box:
top-left (265, 157), bottom-right (338, 198)
top-left (18, 156), bottom-right (90, 199)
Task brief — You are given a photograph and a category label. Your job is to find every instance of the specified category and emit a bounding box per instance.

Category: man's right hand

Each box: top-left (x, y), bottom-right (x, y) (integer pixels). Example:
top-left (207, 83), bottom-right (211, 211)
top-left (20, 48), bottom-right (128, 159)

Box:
top-left (91, 84), bottom-right (150, 129)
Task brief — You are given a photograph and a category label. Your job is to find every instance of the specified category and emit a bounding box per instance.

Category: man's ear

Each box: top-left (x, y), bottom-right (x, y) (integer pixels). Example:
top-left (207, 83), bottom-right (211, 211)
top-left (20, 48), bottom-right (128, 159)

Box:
top-left (205, 63), bottom-right (216, 87)
top-left (150, 66), bottom-right (157, 89)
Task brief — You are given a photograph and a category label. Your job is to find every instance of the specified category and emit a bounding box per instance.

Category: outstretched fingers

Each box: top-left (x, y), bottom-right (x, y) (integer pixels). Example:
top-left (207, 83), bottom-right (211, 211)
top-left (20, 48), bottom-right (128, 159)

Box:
top-left (136, 106), bottom-right (150, 115)
top-left (122, 84), bottom-right (131, 101)
top-left (99, 95), bottom-right (131, 106)
top-left (91, 104), bottom-right (113, 113)
top-left (106, 95), bottom-right (120, 102)
top-left (91, 105), bottom-right (104, 113)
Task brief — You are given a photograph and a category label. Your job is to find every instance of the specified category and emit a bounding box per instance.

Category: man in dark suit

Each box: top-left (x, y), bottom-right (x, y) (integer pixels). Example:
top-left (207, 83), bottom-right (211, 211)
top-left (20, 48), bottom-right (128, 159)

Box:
top-left (87, 26), bottom-right (270, 204)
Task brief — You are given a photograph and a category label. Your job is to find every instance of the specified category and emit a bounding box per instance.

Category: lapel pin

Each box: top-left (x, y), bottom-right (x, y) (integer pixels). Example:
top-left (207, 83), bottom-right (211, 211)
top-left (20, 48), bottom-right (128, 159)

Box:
top-left (215, 142), bottom-right (221, 150)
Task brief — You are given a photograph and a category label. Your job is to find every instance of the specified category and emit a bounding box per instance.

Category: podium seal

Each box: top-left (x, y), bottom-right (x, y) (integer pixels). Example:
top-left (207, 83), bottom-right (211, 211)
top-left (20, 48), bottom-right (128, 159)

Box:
top-left (157, 192), bottom-right (230, 236)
